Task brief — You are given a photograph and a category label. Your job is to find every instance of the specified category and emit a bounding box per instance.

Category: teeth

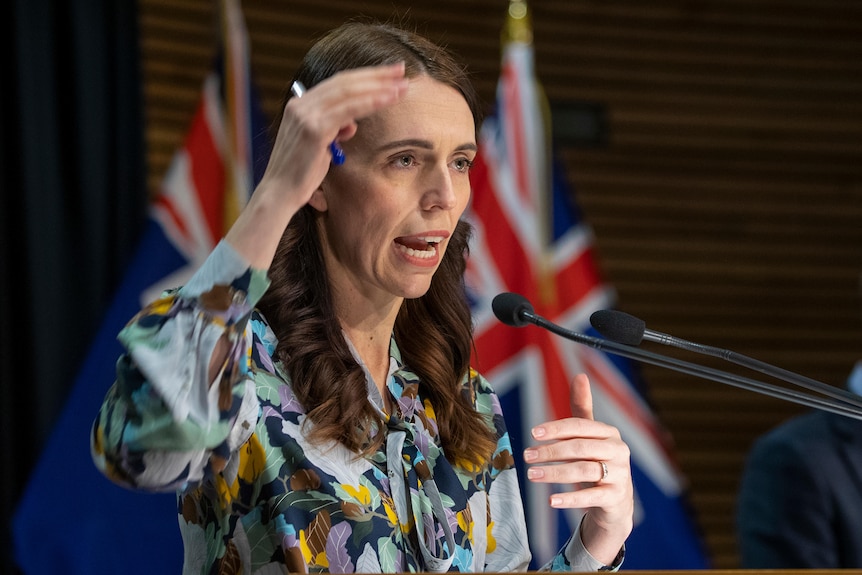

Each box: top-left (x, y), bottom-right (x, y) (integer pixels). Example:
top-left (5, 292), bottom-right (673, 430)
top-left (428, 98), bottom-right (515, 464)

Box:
top-left (418, 236), bottom-right (444, 244)
top-left (397, 243), bottom-right (438, 258)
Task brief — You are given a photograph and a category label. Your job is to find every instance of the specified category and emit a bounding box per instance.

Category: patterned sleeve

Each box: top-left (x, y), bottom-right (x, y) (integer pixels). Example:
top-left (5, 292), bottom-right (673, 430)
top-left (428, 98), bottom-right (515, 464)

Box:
top-left (90, 240), bottom-right (270, 493)
top-left (473, 371), bottom-right (624, 572)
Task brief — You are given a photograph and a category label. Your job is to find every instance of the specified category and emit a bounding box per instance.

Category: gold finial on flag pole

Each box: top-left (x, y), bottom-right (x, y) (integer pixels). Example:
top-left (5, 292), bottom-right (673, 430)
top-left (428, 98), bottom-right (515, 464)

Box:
top-left (504, 0), bottom-right (533, 44)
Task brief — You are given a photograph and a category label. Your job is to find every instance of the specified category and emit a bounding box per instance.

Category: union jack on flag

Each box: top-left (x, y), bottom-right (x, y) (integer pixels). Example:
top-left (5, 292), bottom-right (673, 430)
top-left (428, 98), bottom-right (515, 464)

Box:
top-left (466, 1), bottom-right (710, 568)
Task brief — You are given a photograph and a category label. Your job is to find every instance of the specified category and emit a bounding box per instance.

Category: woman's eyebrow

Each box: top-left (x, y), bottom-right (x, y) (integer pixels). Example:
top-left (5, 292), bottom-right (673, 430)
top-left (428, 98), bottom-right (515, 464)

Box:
top-left (374, 139), bottom-right (477, 153)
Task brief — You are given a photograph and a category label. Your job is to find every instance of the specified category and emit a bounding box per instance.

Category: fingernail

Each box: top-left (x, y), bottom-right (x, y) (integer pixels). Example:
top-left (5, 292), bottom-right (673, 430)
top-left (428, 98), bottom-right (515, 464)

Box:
top-left (550, 496), bottom-right (562, 507)
top-left (527, 467), bottom-right (544, 479)
top-left (523, 449), bottom-right (537, 462)
top-left (532, 426), bottom-right (546, 438)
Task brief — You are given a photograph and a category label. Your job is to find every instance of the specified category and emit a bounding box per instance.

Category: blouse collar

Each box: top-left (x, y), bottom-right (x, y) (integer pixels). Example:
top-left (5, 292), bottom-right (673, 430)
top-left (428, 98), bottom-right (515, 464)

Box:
top-left (342, 331), bottom-right (402, 416)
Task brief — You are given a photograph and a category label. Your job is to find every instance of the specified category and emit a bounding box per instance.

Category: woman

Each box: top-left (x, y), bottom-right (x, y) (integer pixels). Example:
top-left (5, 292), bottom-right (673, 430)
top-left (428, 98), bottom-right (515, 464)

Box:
top-left (92, 21), bottom-right (633, 574)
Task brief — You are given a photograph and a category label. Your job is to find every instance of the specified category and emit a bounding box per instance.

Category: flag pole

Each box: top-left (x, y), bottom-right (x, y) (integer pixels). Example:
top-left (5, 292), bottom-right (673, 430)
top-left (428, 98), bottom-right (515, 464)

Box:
top-left (503, 0), bottom-right (557, 308)
top-left (220, 0), bottom-right (253, 234)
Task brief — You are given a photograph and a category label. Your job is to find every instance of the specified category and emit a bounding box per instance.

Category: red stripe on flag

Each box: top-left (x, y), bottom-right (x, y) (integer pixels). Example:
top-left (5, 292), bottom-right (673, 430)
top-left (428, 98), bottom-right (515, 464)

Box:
top-left (538, 330), bottom-right (573, 421)
top-left (152, 194), bottom-right (190, 245)
top-left (470, 148), bottom-right (535, 296)
top-left (470, 150), bottom-right (601, 319)
top-left (473, 318), bottom-right (533, 375)
top-left (184, 100), bottom-right (225, 246)
top-left (471, 148), bottom-right (604, 421)
top-left (501, 61), bottom-right (531, 205)
top-left (472, 317), bottom-right (571, 422)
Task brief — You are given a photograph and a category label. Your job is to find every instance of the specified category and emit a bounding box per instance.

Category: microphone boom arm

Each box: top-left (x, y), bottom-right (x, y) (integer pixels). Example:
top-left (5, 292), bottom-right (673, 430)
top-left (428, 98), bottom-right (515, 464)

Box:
top-left (523, 310), bottom-right (862, 421)
top-left (640, 327), bottom-right (862, 410)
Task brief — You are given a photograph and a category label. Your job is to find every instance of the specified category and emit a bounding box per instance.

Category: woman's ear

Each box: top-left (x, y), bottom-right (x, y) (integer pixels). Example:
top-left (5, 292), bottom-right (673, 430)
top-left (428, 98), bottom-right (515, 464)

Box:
top-left (307, 185), bottom-right (328, 212)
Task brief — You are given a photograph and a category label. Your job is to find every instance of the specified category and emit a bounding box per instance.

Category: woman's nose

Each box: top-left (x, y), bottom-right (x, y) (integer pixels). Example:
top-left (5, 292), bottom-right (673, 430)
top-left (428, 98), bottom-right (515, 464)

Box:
top-left (421, 164), bottom-right (458, 211)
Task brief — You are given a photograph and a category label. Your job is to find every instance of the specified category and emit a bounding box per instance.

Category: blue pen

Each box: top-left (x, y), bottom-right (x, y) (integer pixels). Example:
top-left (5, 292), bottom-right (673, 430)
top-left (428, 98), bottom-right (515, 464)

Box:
top-left (290, 80), bottom-right (346, 165)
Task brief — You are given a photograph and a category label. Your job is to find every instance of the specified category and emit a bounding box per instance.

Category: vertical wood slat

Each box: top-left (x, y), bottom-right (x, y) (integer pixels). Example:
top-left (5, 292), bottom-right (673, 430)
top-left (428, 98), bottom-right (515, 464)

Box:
top-left (138, 1), bottom-right (862, 568)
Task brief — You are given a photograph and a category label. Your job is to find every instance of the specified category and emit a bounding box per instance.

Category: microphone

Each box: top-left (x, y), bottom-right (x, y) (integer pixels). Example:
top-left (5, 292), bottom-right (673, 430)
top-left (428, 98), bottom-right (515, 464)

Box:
top-left (491, 292), bottom-right (862, 420)
top-left (590, 309), bottom-right (862, 410)
top-left (492, 291), bottom-right (533, 328)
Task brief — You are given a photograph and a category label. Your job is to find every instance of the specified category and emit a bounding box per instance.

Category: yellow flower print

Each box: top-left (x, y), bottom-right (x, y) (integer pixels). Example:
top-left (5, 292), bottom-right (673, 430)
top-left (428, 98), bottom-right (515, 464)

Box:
top-left (457, 509), bottom-right (474, 541)
top-left (423, 398), bottom-right (436, 420)
top-left (486, 521), bottom-right (497, 553)
top-left (237, 433), bottom-right (265, 483)
top-left (299, 528), bottom-right (329, 568)
top-left (382, 497), bottom-right (398, 526)
top-left (342, 483), bottom-right (371, 506)
top-left (215, 474), bottom-right (238, 509)
top-left (454, 457), bottom-right (482, 474)
top-left (146, 295), bottom-right (175, 316)
top-left (379, 490), bottom-right (399, 527)
top-left (214, 434), bottom-right (264, 509)
top-left (299, 529), bottom-right (312, 564)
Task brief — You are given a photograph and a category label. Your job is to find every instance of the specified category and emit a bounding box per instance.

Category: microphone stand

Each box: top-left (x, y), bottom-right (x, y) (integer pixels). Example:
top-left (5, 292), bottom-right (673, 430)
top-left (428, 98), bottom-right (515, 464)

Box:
top-left (639, 326), bottom-right (862, 410)
top-left (520, 309), bottom-right (862, 421)
top-left (589, 308), bottom-right (862, 411)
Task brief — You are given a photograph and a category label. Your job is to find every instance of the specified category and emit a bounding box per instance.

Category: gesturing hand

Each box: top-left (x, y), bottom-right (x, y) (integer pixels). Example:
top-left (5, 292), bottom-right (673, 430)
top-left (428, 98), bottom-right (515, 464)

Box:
top-left (260, 62), bottom-right (410, 212)
top-left (523, 373), bottom-right (634, 565)
top-left (225, 63), bottom-right (409, 270)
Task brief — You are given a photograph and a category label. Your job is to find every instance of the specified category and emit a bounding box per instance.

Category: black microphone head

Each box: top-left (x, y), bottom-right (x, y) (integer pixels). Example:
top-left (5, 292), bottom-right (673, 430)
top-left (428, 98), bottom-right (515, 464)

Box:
top-left (492, 292), bottom-right (534, 328)
top-left (590, 309), bottom-right (646, 345)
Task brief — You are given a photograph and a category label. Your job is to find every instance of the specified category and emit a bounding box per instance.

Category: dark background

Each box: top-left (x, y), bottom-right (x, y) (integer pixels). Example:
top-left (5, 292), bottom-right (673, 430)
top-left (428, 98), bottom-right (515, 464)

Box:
top-left (2, 2), bottom-right (146, 574)
top-left (4, 0), bottom-right (862, 572)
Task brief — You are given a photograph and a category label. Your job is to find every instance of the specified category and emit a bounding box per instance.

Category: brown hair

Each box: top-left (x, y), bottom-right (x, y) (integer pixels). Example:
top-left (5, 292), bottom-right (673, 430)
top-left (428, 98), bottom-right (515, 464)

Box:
top-left (257, 22), bottom-right (496, 467)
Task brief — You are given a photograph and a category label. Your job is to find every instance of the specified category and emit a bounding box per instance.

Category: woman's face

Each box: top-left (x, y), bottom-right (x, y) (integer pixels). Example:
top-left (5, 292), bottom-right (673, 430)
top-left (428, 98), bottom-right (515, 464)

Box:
top-left (310, 75), bottom-right (476, 306)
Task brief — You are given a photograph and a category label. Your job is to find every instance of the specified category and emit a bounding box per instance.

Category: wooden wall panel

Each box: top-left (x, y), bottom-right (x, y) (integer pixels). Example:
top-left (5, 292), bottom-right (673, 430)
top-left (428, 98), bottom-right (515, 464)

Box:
top-left (139, 0), bottom-right (862, 568)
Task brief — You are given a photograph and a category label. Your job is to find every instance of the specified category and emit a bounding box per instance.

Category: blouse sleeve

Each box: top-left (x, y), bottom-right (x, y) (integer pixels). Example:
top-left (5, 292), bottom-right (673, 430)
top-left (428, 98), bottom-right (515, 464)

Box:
top-left (90, 240), bottom-right (270, 493)
top-left (475, 371), bottom-right (624, 572)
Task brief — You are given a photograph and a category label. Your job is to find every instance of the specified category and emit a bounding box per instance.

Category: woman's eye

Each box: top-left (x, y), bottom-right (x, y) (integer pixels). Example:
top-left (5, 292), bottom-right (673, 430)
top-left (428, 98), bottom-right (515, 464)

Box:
top-left (395, 155), bottom-right (414, 167)
top-left (453, 158), bottom-right (474, 172)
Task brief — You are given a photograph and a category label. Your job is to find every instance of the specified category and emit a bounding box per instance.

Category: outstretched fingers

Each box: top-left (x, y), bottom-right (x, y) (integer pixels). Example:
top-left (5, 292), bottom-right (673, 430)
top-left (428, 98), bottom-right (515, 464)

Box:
top-left (524, 418), bottom-right (629, 508)
top-left (289, 63), bottom-right (409, 148)
top-left (258, 63), bottom-right (409, 208)
top-left (229, 63), bottom-right (410, 269)
top-left (524, 373), bottom-right (634, 565)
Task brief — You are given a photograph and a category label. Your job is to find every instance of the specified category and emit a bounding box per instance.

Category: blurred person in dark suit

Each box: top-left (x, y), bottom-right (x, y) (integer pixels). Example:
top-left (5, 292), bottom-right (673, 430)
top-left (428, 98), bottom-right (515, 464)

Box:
top-left (736, 360), bottom-right (862, 568)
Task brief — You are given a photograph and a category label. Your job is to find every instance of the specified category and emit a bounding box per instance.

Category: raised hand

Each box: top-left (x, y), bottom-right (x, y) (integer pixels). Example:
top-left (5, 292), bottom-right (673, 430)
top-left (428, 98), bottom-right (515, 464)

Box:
top-left (226, 63), bottom-right (409, 269)
top-left (524, 373), bottom-right (634, 565)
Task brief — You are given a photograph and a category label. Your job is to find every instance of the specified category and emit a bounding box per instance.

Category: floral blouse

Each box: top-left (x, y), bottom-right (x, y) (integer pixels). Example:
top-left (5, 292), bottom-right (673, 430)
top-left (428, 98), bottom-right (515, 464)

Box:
top-left (91, 241), bottom-right (611, 574)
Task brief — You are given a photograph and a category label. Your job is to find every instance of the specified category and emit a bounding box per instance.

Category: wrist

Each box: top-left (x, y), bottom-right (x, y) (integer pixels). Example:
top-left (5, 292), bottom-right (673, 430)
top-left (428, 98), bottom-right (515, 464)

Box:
top-left (579, 512), bottom-right (631, 567)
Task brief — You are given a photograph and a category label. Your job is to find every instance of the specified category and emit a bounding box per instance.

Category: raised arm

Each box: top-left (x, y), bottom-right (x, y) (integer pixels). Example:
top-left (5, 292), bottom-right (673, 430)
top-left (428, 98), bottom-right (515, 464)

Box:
top-left (92, 64), bottom-right (409, 492)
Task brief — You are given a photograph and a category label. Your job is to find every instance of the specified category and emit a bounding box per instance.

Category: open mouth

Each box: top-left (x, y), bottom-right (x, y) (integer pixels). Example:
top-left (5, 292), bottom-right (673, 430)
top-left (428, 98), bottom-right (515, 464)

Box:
top-left (394, 235), bottom-right (444, 259)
